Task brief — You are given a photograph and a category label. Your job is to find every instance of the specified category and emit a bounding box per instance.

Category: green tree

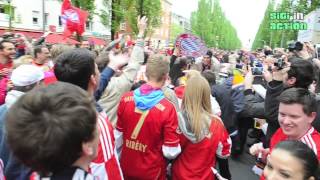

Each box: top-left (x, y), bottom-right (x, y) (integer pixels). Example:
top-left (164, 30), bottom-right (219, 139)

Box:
top-left (110, 0), bottom-right (161, 39)
top-left (170, 23), bottom-right (184, 42)
top-left (252, 0), bottom-right (320, 50)
top-left (252, 0), bottom-right (275, 49)
top-left (191, 0), bottom-right (241, 50)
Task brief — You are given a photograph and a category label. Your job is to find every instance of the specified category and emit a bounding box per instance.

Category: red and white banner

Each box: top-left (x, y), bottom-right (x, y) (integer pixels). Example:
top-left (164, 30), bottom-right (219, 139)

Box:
top-left (61, 0), bottom-right (88, 37)
top-left (175, 33), bottom-right (208, 58)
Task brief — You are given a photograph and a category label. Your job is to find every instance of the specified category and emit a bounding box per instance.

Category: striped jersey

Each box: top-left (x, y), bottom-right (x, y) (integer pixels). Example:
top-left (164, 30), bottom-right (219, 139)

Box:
top-left (90, 112), bottom-right (123, 180)
top-left (270, 127), bottom-right (320, 160)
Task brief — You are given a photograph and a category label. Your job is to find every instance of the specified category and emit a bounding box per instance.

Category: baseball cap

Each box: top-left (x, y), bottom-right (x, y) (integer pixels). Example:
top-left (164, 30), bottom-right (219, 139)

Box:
top-left (11, 65), bottom-right (44, 86)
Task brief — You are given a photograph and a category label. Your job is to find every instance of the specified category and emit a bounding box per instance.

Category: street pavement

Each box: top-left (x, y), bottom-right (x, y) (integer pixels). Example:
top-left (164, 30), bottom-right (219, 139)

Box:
top-left (229, 151), bottom-right (260, 180)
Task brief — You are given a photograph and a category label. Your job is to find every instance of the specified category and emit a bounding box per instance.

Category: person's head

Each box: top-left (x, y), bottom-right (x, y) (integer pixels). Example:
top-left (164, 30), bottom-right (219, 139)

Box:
top-left (80, 40), bottom-right (90, 49)
top-left (0, 40), bottom-right (16, 60)
top-left (54, 48), bottom-right (100, 93)
top-left (50, 44), bottom-right (73, 63)
top-left (264, 140), bottom-right (318, 180)
top-left (182, 75), bottom-right (212, 140)
top-left (202, 70), bottom-right (216, 86)
top-left (202, 54), bottom-right (211, 66)
top-left (34, 46), bottom-right (50, 64)
top-left (145, 55), bottom-right (169, 85)
top-left (10, 64), bottom-right (44, 92)
top-left (277, 88), bottom-right (317, 140)
top-left (206, 50), bottom-right (213, 59)
top-left (284, 60), bottom-right (314, 88)
top-left (5, 82), bottom-right (98, 174)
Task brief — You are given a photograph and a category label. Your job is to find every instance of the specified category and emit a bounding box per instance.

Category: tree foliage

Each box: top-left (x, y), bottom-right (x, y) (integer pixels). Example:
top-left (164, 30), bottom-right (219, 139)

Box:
top-left (110, 0), bottom-right (161, 38)
top-left (190, 0), bottom-right (242, 50)
top-left (170, 23), bottom-right (184, 42)
top-left (252, 0), bottom-right (320, 50)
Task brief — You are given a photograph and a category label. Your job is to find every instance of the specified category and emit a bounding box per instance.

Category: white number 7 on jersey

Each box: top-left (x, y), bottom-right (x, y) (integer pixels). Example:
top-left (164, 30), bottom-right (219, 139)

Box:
top-left (131, 108), bottom-right (150, 139)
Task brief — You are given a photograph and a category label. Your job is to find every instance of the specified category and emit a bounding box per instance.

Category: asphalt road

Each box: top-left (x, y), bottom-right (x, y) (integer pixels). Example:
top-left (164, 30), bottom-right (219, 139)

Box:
top-left (229, 151), bottom-right (260, 180)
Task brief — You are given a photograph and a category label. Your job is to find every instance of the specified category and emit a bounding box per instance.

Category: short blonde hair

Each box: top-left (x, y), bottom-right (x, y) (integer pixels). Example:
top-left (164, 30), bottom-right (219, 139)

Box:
top-left (50, 44), bottom-right (73, 62)
top-left (14, 55), bottom-right (33, 68)
top-left (145, 55), bottom-right (169, 82)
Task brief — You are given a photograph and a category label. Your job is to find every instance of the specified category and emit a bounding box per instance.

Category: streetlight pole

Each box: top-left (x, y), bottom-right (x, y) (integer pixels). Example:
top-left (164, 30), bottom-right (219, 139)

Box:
top-left (42, 0), bottom-right (45, 32)
top-left (7, 0), bottom-right (12, 32)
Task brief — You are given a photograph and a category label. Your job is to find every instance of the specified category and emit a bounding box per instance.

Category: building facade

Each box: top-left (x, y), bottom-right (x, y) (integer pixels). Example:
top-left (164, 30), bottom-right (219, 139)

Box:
top-left (0, 0), bottom-right (111, 39)
top-left (149, 0), bottom-right (172, 49)
top-left (171, 12), bottom-right (191, 33)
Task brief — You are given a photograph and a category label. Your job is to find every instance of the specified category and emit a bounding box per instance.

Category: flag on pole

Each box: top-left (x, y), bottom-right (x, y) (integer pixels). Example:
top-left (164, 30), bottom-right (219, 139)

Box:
top-left (61, 0), bottom-right (88, 37)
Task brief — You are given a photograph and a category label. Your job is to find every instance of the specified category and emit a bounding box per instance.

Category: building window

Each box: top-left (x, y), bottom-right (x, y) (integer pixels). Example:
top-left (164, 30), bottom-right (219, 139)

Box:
top-left (0, 6), bottom-right (5, 14)
top-left (86, 21), bottom-right (92, 31)
top-left (32, 11), bottom-right (39, 25)
top-left (120, 22), bottom-right (126, 31)
top-left (44, 13), bottom-right (49, 25)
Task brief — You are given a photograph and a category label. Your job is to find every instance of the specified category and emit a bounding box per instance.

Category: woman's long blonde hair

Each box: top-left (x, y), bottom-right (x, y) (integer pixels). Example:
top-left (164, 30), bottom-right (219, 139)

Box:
top-left (182, 75), bottom-right (213, 140)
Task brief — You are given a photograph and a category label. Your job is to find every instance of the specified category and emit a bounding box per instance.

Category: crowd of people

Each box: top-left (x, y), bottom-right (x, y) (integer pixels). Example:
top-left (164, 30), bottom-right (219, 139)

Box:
top-left (0, 16), bottom-right (317, 180)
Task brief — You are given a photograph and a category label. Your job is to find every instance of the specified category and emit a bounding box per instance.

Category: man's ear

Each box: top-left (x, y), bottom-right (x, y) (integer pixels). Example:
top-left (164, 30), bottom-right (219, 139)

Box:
top-left (308, 112), bottom-right (317, 124)
top-left (90, 74), bottom-right (97, 87)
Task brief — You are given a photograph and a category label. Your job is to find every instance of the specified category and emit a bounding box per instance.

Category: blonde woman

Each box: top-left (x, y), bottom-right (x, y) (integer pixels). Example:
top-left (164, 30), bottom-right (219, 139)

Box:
top-left (174, 70), bottom-right (221, 116)
top-left (172, 75), bottom-right (231, 180)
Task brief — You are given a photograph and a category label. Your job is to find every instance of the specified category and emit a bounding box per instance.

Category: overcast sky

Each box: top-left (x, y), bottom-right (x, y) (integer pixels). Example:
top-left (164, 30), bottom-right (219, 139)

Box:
top-left (171, 0), bottom-right (270, 48)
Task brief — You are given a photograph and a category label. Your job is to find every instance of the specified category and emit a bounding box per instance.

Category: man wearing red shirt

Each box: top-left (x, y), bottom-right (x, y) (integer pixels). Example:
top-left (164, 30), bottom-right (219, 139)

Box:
top-left (116, 55), bottom-right (181, 180)
top-left (32, 46), bottom-right (51, 72)
top-left (0, 40), bottom-right (15, 78)
top-left (250, 88), bottom-right (320, 179)
top-left (54, 49), bottom-right (124, 180)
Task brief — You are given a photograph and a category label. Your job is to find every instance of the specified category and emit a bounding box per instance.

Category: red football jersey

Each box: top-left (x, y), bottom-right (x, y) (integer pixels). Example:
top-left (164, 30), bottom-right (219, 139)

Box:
top-left (270, 127), bottom-right (320, 160)
top-left (117, 91), bottom-right (179, 180)
top-left (260, 127), bottom-right (320, 180)
top-left (172, 117), bottom-right (231, 180)
top-left (90, 112), bottom-right (123, 180)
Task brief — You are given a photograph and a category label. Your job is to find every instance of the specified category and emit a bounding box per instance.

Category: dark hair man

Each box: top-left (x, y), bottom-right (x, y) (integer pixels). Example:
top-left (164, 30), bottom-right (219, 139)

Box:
top-left (0, 40), bottom-right (15, 78)
top-left (5, 82), bottom-right (99, 179)
top-left (54, 48), bottom-right (123, 179)
top-left (250, 88), bottom-right (320, 179)
top-left (264, 60), bottom-right (316, 146)
top-left (32, 46), bottom-right (51, 72)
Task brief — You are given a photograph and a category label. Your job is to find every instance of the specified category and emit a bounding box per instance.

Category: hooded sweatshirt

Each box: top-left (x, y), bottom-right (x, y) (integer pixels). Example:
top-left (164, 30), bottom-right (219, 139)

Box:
top-left (133, 84), bottom-right (165, 110)
top-left (178, 111), bottom-right (212, 143)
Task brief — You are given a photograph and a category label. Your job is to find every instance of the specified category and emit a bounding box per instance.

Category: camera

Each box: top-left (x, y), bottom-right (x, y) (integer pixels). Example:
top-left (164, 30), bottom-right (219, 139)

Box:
top-left (288, 41), bottom-right (303, 52)
top-left (274, 58), bottom-right (285, 70)
top-left (252, 66), bottom-right (263, 76)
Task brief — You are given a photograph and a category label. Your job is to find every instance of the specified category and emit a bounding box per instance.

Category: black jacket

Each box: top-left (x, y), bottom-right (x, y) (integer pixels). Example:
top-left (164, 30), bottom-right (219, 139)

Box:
top-left (264, 80), bottom-right (320, 147)
top-left (241, 89), bottom-right (266, 119)
top-left (212, 84), bottom-right (237, 133)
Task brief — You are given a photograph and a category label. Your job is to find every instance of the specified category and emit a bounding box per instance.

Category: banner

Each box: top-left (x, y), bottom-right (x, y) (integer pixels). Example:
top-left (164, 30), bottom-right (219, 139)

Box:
top-left (175, 33), bottom-right (207, 58)
top-left (61, 0), bottom-right (88, 37)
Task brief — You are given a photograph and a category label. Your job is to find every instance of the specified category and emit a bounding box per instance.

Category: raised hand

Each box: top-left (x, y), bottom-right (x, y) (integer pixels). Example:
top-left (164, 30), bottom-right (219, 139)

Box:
top-left (137, 16), bottom-right (148, 37)
top-left (108, 51), bottom-right (130, 71)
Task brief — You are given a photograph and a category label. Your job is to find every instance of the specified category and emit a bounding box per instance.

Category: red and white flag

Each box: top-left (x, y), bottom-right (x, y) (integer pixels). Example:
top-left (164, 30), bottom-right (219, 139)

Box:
top-left (61, 0), bottom-right (88, 37)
